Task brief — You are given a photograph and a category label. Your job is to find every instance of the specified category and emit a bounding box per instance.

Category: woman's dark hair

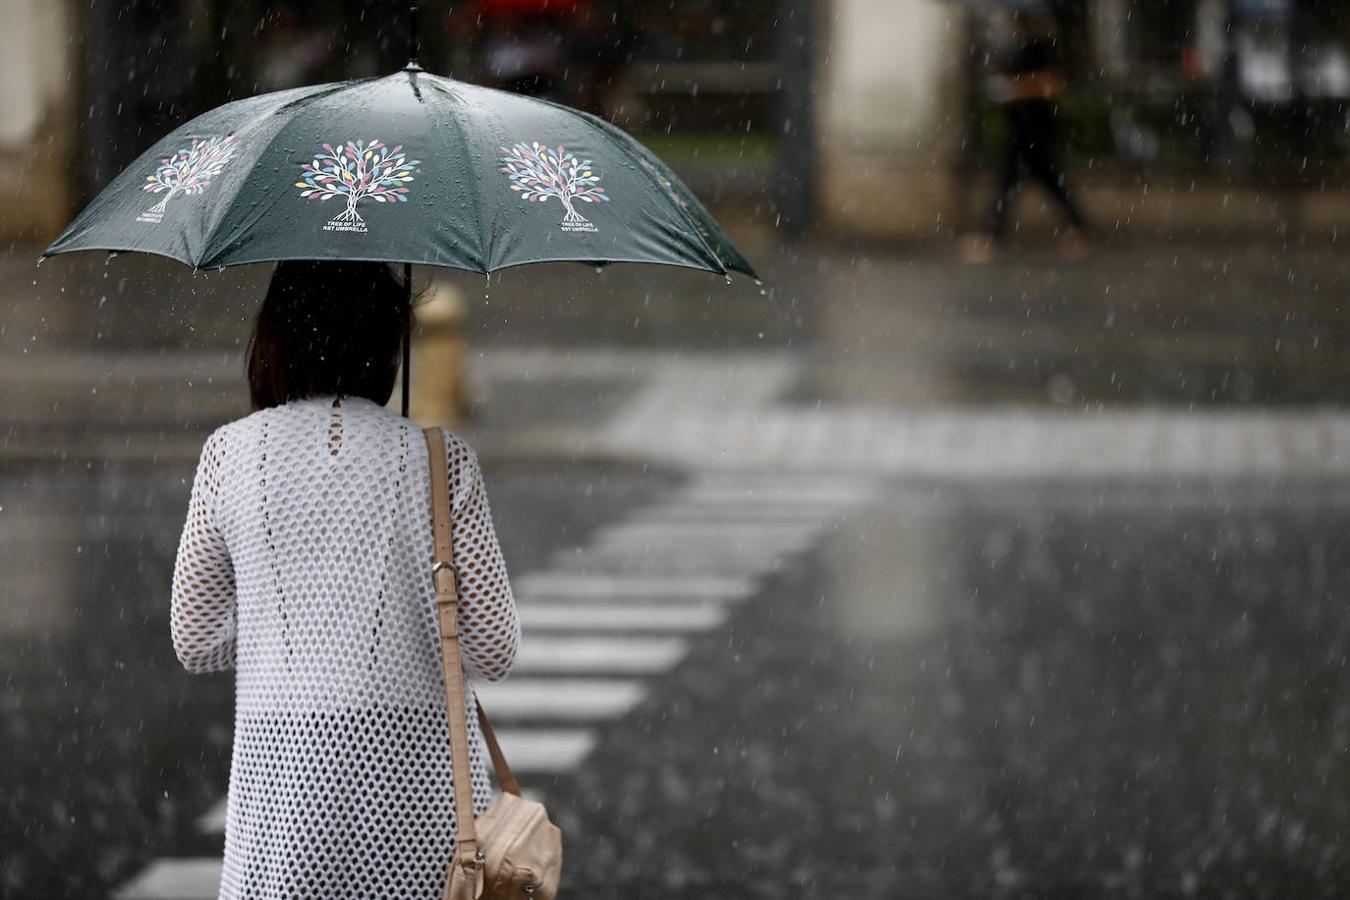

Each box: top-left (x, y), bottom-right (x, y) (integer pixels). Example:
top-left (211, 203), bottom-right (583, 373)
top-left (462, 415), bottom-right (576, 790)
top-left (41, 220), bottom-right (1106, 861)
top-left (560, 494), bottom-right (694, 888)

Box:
top-left (246, 260), bottom-right (411, 410)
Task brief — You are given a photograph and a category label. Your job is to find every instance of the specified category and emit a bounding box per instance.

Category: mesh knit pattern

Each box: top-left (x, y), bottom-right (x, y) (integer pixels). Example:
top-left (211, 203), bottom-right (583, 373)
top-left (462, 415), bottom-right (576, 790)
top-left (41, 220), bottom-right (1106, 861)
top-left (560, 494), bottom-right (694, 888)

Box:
top-left (170, 393), bottom-right (521, 899)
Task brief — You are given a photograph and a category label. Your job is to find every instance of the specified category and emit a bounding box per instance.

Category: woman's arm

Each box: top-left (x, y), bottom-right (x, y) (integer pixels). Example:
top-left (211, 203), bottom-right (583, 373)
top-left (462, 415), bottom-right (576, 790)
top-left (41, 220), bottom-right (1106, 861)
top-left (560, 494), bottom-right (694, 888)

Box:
top-left (170, 426), bottom-right (238, 673)
top-left (446, 431), bottom-right (521, 682)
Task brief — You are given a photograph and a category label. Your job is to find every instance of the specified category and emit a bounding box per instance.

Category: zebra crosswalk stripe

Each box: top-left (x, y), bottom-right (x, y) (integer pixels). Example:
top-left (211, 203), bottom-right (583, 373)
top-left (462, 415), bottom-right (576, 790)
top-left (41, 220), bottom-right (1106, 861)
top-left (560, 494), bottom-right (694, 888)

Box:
top-left (493, 729), bottom-right (596, 775)
top-left (642, 504), bottom-right (850, 524)
top-left (112, 858), bottom-right (221, 900)
top-left (511, 636), bottom-right (688, 675)
top-left (514, 572), bottom-right (755, 600)
top-left (473, 678), bottom-right (646, 721)
top-left (518, 602), bottom-right (728, 632)
top-left (194, 799), bottom-right (228, 836)
top-left (592, 521), bottom-right (825, 540)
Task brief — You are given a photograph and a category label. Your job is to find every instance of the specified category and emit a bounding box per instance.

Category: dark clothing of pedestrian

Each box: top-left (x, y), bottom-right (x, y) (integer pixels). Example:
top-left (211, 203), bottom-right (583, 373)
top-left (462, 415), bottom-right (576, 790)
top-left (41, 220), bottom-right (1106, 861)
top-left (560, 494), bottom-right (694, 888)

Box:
top-left (987, 34), bottom-right (1088, 239)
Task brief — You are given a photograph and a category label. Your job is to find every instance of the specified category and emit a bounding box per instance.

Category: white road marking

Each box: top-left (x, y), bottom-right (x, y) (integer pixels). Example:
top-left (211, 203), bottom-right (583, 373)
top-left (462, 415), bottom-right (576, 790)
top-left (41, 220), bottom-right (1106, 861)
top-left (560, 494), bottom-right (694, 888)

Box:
top-left (512, 636), bottom-right (688, 675)
top-left (593, 521), bottom-right (824, 540)
top-left (641, 504), bottom-right (852, 524)
top-left (111, 858), bottom-right (220, 900)
top-left (606, 405), bottom-right (1350, 478)
top-left (591, 527), bottom-right (821, 558)
top-left (514, 572), bottom-right (754, 601)
top-left (519, 602), bottom-right (728, 632)
top-left (495, 728), bottom-right (598, 773)
top-left (195, 798), bottom-right (227, 835)
top-left (475, 678), bottom-right (646, 721)
top-left (552, 550), bottom-right (796, 576)
top-left (590, 534), bottom-right (818, 558)
top-left (673, 482), bottom-right (877, 506)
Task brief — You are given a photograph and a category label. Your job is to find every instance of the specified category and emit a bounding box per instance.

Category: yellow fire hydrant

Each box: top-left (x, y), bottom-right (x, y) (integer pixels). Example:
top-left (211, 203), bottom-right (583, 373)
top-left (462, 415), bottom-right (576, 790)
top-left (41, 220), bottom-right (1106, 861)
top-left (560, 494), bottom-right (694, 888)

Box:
top-left (409, 277), bottom-right (469, 427)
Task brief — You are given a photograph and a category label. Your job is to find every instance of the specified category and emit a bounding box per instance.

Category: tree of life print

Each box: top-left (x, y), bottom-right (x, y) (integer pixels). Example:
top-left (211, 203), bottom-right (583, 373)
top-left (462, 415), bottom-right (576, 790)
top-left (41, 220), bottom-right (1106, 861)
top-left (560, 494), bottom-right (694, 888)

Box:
top-left (500, 142), bottom-right (609, 233)
top-left (139, 136), bottom-right (239, 223)
top-left (297, 140), bottom-right (419, 234)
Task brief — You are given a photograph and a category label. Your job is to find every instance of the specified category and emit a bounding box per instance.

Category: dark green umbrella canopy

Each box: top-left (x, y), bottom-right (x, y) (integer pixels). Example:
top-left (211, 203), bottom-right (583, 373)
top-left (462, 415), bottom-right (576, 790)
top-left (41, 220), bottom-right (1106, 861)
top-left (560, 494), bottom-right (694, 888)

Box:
top-left (43, 67), bottom-right (757, 280)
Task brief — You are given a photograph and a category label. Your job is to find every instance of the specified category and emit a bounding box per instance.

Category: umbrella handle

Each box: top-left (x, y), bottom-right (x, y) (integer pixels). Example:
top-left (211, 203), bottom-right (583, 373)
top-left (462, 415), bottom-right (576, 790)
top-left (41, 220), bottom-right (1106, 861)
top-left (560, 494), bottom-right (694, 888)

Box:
top-left (402, 262), bottom-right (412, 418)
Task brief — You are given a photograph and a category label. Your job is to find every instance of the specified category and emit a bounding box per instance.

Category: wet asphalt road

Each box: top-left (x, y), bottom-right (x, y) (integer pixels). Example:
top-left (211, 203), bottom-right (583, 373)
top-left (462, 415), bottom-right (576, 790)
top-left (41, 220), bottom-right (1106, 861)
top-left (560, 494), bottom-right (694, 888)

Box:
top-left (9, 465), bottom-right (1350, 897)
top-left (6, 233), bottom-right (1350, 897)
top-left (552, 480), bottom-right (1350, 898)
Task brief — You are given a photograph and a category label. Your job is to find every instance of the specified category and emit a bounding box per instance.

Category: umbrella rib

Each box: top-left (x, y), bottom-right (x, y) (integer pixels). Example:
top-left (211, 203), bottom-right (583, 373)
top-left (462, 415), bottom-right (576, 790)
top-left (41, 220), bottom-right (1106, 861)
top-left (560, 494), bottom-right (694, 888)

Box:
top-left (548, 99), bottom-right (735, 277)
top-left (271, 77), bottom-right (381, 115)
top-left (194, 135), bottom-right (290, 268)
top-left (427, 79), bottom-right (490, 271)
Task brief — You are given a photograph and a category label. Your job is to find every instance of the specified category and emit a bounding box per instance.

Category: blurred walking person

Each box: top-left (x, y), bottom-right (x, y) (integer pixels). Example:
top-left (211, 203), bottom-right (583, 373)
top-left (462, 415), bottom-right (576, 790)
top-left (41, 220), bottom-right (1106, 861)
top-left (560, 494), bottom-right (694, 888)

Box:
top-left (962, 10), bottom-right (1090, 264)
top-left (169, 261), bottom-right (521, 899)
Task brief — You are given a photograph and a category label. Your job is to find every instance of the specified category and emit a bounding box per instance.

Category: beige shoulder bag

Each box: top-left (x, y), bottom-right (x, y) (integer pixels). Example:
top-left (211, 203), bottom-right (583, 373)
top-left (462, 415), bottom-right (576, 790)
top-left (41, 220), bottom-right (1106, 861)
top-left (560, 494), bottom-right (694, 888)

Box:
top-left (424, 427), bottom-right (563, 900)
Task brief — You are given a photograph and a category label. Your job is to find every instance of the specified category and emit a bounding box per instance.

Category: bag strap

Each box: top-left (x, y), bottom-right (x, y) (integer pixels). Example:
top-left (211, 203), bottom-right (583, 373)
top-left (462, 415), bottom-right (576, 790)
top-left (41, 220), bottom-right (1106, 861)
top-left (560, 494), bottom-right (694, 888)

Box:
top-left (423, 427), bottom-right (521, 871)
top-left (475, 696), bottom-right (522, 796)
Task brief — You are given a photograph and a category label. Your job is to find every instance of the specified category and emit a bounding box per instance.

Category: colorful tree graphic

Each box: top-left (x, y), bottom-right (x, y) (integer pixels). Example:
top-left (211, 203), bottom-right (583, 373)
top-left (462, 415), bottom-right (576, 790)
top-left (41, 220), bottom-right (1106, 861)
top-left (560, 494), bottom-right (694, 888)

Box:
top-left (143, 136), bottom-right (239, 214)
top-left (500, 142), bottom-right (609, 226)
top-left (297, 140), bottom-right (418, 225)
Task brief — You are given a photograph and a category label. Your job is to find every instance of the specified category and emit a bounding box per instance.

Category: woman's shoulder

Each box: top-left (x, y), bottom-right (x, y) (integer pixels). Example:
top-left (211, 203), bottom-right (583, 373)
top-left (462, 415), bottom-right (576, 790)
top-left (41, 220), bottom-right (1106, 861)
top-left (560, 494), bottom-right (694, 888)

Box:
top-left (202, 418), bottom-right (242, 450)
top-left (199, 403), bottom-right (290, 455)
top-left (430, 425), bottom-right (481, 471)
top-left (206, 407), bottom-right (480, 464)
top-left (432, 424), bottom-right (475, 452)
top-left (211, 405), bottom-right (272, 441)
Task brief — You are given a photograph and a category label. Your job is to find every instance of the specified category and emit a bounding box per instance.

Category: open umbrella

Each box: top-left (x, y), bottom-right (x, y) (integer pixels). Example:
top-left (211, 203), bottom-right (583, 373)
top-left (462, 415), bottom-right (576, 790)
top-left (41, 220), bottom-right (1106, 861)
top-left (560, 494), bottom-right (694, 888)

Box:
top-left (42, 10), bottom-right (757, 415)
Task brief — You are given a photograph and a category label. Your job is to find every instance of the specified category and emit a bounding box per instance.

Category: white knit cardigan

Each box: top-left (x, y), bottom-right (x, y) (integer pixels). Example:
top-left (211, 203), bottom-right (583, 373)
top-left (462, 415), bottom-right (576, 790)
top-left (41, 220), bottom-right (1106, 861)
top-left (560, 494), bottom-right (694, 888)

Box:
top-left (170, 392), bottom-right (521, 899)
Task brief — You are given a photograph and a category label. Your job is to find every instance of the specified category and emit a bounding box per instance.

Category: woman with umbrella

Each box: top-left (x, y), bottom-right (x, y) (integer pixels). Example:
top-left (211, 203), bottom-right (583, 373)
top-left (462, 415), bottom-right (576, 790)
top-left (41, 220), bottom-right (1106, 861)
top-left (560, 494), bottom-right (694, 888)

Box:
top-left (168, 258), bottom-right (522, 897)
top-left (42, 24), bottom-right (754, 896)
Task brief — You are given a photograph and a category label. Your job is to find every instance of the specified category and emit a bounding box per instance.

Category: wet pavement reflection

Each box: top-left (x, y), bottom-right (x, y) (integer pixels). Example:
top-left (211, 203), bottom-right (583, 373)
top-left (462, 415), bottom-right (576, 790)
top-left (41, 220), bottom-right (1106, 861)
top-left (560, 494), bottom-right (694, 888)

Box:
top-left (556, 480), bottom-right (1350, 897)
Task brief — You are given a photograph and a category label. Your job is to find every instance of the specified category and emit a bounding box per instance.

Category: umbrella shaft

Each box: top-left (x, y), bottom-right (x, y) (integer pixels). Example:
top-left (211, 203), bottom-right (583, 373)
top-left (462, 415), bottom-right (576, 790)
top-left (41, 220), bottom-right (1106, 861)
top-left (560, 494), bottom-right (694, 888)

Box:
top-left (409, 5), bottom-right (420, 66)
top-left (402, 263), bottom-right (412, 417)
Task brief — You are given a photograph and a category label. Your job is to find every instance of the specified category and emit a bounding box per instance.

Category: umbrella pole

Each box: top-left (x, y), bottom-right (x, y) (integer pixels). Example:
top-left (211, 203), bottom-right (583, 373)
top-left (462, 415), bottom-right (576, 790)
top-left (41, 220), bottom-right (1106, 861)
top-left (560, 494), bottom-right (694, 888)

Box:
top-left (408, 4), bottom-right (420, 68)
top-left (402, 262), bottom-right (412, 418)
